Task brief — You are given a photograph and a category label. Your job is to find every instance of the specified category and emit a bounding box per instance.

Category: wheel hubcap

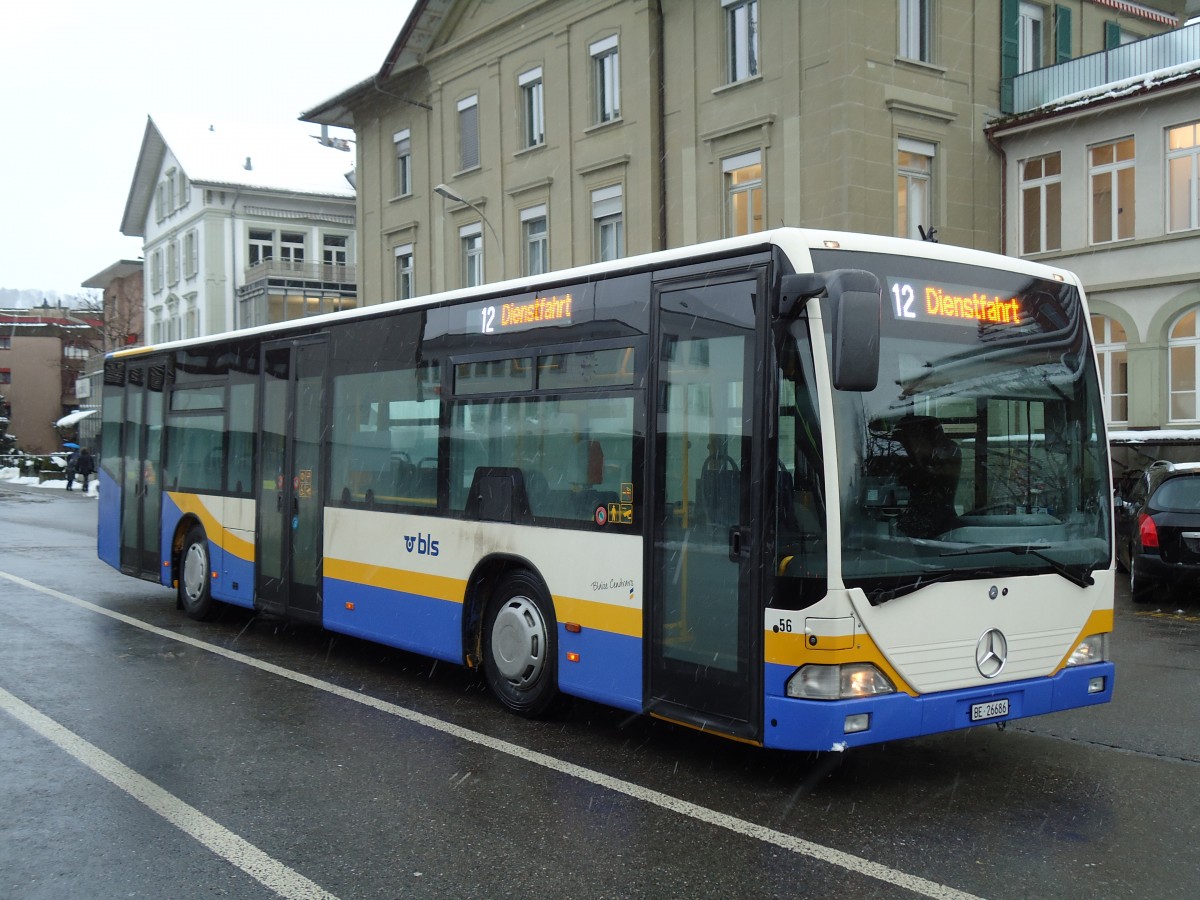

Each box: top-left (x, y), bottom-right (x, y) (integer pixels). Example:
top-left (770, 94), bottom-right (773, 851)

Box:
top-left (491, 596), bottom-right (546, 688)
top-left (183, 543), bottom-right (207, 601)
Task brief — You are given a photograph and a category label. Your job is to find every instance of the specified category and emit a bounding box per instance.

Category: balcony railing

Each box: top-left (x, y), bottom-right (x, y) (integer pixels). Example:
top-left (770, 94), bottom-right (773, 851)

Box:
top-left (1013, 22), bottom-right (1200, 114)
top-left (242, 259), bottom-right (357, 285)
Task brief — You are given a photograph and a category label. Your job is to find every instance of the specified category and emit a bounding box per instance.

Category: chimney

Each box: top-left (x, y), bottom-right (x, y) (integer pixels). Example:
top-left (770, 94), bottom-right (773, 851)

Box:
top-left (244, 156), bottom-right (253, 171)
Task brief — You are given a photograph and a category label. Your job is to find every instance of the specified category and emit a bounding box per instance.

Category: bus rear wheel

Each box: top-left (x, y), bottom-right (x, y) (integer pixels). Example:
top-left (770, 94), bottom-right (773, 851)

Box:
top-left (179, 525), bottom-right (216, 621)
top-left (483, 572), bottom-right (560, 717)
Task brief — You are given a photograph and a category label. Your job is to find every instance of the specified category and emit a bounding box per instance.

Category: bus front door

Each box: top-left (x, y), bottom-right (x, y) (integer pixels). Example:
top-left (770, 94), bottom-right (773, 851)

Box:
top-left (119, 362), bottom-right (164, 581)
top-left (256, 338), bottom-right (327, 623)
top-left (649, 274), bottom-right (764, 741)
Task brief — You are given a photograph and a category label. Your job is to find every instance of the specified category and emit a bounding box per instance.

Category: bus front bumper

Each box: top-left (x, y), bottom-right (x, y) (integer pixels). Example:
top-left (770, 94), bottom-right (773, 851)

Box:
top-left (762, 661), bottom-right (1115, 751)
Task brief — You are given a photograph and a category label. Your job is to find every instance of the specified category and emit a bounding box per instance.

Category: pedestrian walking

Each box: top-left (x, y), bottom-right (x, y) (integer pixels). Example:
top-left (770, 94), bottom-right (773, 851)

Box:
top-left (75, 447), bottom-right (95, 491)
top-left (65, 448), bottom-right (79, 490)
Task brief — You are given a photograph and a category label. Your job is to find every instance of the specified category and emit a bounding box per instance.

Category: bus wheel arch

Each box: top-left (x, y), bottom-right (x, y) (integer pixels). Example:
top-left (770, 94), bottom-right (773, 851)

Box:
top-left (464, 558), bottom-right (561, 717)
top-left (175, 519), bottom-right (216, 621)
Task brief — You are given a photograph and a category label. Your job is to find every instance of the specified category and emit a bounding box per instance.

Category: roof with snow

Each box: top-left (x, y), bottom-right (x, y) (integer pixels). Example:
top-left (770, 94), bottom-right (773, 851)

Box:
top-left (121, 116), bottom-right (355, 237)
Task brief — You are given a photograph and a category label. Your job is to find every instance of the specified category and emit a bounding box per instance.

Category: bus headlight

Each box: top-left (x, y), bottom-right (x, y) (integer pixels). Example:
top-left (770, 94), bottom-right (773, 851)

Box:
top-left (785, 664), bottom-right (895, 700)
top-left (1065, 633), bottom-right (1109, 666)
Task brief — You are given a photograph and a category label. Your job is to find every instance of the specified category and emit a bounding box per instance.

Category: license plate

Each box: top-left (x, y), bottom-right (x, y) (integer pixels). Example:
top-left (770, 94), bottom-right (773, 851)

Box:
top-left (970, 698), bottom-right (1009, 722)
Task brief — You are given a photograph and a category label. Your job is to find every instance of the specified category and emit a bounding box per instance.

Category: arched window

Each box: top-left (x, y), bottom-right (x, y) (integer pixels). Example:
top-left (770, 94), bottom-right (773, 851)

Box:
top-left (1091, 315), bottom-right (1128, 425)
top-left (1169, 308), bottom-right (1200, 422)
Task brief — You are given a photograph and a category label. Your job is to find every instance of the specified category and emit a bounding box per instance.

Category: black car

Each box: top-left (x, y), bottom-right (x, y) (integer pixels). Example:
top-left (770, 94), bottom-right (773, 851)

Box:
top-left (1115, 460), bottom-right (1200, 602)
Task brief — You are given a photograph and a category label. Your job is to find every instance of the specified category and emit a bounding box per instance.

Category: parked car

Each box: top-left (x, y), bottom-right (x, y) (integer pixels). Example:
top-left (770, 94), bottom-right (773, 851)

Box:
top-left (1114, 460), bottom-right (1200, 602)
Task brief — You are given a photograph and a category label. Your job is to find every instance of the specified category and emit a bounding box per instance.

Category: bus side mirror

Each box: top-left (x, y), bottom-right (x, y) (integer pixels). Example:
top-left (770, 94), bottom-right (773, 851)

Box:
top-left (824, 269), bottom-right (881, 392)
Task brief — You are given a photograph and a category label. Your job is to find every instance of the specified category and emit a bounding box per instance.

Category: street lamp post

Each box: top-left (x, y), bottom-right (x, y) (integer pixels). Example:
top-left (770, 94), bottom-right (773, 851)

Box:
top-left (433, 183), bottom-right (505, 279)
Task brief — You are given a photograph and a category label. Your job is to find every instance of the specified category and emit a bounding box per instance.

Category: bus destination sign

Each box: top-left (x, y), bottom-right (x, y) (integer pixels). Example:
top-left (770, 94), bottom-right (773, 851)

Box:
top-left (888, 277), bottom-right (1022, 328)
top-left (478, 293), bottom-right (574, 334)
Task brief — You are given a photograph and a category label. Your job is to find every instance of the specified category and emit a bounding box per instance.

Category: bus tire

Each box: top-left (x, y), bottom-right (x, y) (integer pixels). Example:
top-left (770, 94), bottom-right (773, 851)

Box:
top-left (179, 525), bottom-right (217, 621)
top-left (482, 572), bottom-right (560, 717)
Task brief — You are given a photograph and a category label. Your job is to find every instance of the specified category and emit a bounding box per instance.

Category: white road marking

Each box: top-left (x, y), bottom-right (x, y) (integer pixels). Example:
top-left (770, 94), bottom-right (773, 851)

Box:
top-left (0, 570), bottom-right (983, 900)
top-left (0, 684), bottom-right (338, 900)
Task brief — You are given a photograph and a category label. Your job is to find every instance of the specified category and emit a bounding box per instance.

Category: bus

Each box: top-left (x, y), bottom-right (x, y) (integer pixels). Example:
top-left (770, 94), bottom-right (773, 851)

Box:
top-left (98, 228), bottom-right (1114, 751)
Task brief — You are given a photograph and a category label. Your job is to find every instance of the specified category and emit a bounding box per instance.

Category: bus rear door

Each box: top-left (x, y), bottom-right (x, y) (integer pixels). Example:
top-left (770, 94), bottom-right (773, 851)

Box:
top-left (119, 361), bottom-right (165, 581)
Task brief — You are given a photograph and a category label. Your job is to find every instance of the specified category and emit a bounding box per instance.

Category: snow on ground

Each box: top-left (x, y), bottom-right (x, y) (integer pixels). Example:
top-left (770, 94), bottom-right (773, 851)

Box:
top-left (0, 466), bottom-right (99, 497)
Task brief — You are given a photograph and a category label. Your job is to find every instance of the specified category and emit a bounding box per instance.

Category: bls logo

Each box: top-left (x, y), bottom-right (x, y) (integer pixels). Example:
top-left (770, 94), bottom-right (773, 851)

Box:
top-left (403, 532), bottom-right (440, 556)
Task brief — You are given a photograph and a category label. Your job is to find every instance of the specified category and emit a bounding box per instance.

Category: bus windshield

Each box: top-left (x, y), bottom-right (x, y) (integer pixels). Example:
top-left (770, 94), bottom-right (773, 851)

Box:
top-left (812, 250), bottom-right (1110, 602)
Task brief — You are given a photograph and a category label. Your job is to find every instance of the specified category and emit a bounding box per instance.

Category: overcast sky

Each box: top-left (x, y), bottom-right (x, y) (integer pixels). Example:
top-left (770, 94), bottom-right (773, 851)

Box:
top-left (0, 0), bottom-right (415, 296)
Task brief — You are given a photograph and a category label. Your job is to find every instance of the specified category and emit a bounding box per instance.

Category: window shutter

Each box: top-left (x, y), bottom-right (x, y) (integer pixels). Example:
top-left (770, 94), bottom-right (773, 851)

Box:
top-left (1055, 5), bottom-right (1071, 64)
top-left (1104, 20), bottom-right (1121, 49)
top-left (1000, 0), bottom-right (1019, 114)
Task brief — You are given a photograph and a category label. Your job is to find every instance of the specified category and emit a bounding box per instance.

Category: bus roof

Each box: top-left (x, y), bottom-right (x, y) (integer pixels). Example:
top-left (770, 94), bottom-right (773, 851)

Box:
top-left (111, 226), bottom-right (1084, 360)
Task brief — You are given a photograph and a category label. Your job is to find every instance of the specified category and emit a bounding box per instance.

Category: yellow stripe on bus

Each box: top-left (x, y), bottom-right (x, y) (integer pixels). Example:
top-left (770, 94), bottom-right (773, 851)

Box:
top-left (167, 492), bottom-right (255, 562)
top-left (323, 558), bottom-right (466, 605)
top-left (323, 558), bottom-right (642, 638)
top-left (553, 594), bottom-right (642, 638)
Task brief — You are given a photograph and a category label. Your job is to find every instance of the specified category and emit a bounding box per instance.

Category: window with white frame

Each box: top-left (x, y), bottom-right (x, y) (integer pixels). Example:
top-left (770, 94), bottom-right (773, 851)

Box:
top-left (249, 229), bottom-right (274, 267)
top-left (394, 129), bottom-right (412, 197)
top-left (1168, 121), bottom-right (1200, 233)
top-left (184, 295), bottom-right (199, 340)
top-left (166, 296), bottom-right (181, 343)
top-left (1090, 137), bottom-right (1135, 244)
top-left (150, 307), bottom-right (164, 344)
top-left (152, 249), bottom-right (164, 293)
top-left (896, 138), bottom-right (935, 239)
top-left (460, 222), bottom-right (483, 288)
top-left (723, 150), bottom-right (763, 236)
top-left (1169, 308), bottom-right (1200, 422)
top-left (184, 230), bottom-right (198, 278)
top-left (323, 234), bottom-right (349, 277)
top-left (394, 243), bottom-right (415, 300)
top-left (176, 171), bottom-right (189, 209)
top-left (724, 0), bottom-right (759, 82)
top-left (590, 36), bottom-right (620, 124)
top-left (521, 205), bottom-right (548, 276)
top-left (167, 240), bottom-right (180, 286)
top-left (280, 232), bottom-right (305, 270)
top-left (591, 185), bottom-right (624, 262)
top-left (898, 0), bottom-right (931, 62)
top-left (1091, 315), bottom-right (1128, 425)
top-left (1018, 2), bottom-right (1044, 73)
top-left (155, 183), bottom-right (166, 221)
top-left (1019, 152), bottom-right (1061, 254)
top-left (519, 68), bottom-right (545, 148)
top-left (458, 95), bottom-right (480, 171)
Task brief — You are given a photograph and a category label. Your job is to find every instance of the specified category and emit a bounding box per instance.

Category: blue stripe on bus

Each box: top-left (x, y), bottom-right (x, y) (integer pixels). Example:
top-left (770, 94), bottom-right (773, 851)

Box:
top-left (762, 661), bottom-right (1115, 751)
top-left (97, 470), bottom-right (121, 568)
top-left (558, 624), bottom-right (642, 712)
top-left (323, 576), bottom-right (464, 663)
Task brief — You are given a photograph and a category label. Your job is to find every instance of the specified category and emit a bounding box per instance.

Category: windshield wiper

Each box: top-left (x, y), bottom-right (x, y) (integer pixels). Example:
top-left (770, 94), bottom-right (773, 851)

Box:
top-left (940, 544), bottom-right (1095, 588)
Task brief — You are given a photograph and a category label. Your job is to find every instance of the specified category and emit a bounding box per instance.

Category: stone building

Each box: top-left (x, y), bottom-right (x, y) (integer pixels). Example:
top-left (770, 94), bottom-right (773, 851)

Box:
top-left (302, 0), bottom-right (1180, 307)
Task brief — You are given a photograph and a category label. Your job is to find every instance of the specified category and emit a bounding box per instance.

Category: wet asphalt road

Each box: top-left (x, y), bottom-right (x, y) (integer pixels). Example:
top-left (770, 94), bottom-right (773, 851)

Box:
top-left (1, 480), bottom-right (1198, 899)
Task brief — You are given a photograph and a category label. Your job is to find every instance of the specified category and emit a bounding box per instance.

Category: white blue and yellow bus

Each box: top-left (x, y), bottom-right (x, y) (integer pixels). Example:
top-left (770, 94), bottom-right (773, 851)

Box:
top-left (98, 228), bottom-right (1114, 751)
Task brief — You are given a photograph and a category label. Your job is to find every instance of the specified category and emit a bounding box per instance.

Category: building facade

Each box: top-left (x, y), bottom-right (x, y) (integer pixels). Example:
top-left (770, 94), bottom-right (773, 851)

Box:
top-left (0, 306), bottom-right (102, 454)
top-left (302, 0), bottom-right (1179, 308)
top-left (991, 18), bottom-right (1200, 432)
top-left (120, 117), bottom-right (359, 341)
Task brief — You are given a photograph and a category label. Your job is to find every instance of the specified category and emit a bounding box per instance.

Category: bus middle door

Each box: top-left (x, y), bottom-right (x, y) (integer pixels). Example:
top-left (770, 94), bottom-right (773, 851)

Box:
top-left (256, 337), bottom-right (327, 624)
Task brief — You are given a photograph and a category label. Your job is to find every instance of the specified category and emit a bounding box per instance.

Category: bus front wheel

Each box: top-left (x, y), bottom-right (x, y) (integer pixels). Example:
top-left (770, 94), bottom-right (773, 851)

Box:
top-left (483, 572), bottom-right (560, 717)
top-left (179, 526), bottom-right (216, 621)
